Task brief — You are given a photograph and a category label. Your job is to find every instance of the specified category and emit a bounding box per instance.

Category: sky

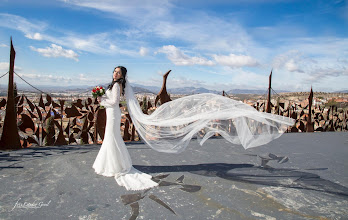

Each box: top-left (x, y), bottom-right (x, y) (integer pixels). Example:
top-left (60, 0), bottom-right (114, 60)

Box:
top-left (0, 0), bottom-right (347, 92)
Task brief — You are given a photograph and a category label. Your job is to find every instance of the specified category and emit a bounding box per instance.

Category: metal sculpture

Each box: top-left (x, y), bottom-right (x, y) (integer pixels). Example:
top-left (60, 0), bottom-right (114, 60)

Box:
top-left (0, 37), bottom-right (21, 150)
top-left (306, 87), bottom-right (314, 132)
top-left (95, 107), bottom-right (106, 142)
top-left (265, 70), bottom-right (272, 113)
top-left (155, 70), bottom-right (172, 106)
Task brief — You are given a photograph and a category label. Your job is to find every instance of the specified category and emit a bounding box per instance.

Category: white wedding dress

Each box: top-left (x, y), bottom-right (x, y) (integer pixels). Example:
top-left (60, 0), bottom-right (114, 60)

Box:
top-left (93, 79), bottom-right (295, 191)
top-left (92, 83), bottom-right (159, 191)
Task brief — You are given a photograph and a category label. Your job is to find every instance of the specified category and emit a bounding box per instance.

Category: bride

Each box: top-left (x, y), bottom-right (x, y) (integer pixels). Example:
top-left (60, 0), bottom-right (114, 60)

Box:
top-left (93, 66), bottom-right (158, 191)
top-left (93, 66), bottom-right (295, 191)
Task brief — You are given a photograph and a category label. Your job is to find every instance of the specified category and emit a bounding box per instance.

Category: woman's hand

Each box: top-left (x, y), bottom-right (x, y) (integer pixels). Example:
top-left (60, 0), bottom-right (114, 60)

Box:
top-left (97, 96), bottom-right (101, 102)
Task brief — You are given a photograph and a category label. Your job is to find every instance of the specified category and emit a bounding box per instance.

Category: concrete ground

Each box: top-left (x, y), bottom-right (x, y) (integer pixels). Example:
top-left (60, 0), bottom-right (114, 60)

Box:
top-left (0, 132), bottom-right (347, 220)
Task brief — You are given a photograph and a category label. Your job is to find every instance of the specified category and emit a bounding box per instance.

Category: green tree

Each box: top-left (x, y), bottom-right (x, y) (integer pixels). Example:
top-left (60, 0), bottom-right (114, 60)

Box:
top-left (325, 99), bottom-right (338, 107)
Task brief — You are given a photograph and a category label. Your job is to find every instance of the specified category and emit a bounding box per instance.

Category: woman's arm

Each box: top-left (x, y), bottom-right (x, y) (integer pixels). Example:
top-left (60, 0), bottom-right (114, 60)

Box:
top-left (119, 84), bottom-right (123, 96)
top-left (99, 83), bottom-right (120, 107)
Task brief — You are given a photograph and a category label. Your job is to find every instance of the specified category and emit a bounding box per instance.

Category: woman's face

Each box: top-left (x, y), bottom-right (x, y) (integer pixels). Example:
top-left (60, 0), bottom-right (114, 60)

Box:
top-left (113, 67), bottom-right (123, 81)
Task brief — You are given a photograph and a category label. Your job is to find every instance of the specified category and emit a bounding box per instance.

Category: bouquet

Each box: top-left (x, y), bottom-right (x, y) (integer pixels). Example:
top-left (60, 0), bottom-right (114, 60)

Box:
top-left (92, 86), bottom-right (105, 97)
top-left (92, 86), bottom-right (106, 108)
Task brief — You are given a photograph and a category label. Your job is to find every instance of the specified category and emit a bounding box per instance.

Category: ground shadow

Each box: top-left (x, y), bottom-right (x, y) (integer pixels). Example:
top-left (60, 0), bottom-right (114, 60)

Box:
top-left (0, 143), bottom-right (152, 170)
top-left (134, 163), bottom-right (348, 198)
top-left (0, 145), bottom-right (99, 169)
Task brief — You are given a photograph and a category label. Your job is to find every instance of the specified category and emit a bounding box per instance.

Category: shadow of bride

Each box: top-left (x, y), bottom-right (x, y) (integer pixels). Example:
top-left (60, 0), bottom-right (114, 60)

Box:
top-left (134, 163), bottom-right (348, 198)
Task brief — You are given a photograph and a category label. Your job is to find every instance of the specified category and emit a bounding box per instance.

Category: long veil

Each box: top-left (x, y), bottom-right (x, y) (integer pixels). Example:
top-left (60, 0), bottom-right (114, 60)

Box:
top-left (125, 79), bottom-right (295, 153)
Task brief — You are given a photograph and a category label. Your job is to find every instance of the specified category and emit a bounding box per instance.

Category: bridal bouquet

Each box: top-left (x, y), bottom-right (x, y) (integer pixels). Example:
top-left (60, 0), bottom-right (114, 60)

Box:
top-left (92, 86), bottom-right (105, 108)
top-left (92, 86), bottom-right (105, 98)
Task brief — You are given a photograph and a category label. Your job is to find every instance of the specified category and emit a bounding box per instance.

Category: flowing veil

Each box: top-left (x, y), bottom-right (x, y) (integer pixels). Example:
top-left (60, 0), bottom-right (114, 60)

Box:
top-left (125, 78), bottom-right (295, 153)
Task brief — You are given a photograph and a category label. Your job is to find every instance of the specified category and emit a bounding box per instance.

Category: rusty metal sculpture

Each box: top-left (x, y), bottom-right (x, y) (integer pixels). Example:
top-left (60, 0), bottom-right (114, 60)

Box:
top-left (306, 87), bottom-right (314, 132)
top-left (123, 113), bottom-right (132, 141)
top-left (265, 70), bottom-right (272, 113)
top-left (155, 70), bottom-right (172, 106)
top-left (0, 37), bottom-right (21, 150)
top-left (95, 107), bottom-right (106, 142)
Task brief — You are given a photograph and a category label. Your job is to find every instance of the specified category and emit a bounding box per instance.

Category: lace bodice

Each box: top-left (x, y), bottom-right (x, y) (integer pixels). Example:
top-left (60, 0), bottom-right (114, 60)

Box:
top-left (100, 83), bottom-right (120, 108)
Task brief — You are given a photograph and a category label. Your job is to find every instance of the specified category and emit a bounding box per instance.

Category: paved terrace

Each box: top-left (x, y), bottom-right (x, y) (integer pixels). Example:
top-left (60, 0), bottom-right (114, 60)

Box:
top-left (0, 132), bottom-right (347, 219)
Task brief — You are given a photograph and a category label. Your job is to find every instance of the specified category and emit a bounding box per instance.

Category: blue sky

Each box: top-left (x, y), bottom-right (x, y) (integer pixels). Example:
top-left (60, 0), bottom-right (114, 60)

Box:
top-left (0, 0), bottom-right (347, 92)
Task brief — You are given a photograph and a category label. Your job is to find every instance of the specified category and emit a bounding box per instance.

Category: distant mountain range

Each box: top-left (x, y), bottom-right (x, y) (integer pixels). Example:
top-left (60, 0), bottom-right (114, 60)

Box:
top-left (131, 84), bottom-right (289, 95)
top-left (131, 84), bottom-right (220, 94)
top-left (1, 83), bottom-right (346, 95)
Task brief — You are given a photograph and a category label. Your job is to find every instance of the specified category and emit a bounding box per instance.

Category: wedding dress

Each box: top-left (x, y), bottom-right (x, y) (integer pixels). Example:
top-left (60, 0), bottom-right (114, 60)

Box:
top-left (92, 83), bottom-right (159, 191)
top-left (93, 79), bottom-right (295, 191)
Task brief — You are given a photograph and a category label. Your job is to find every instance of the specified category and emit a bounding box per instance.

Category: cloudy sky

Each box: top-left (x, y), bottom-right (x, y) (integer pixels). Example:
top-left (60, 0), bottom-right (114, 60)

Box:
top-left (0, 0), bottom-right (347, 92)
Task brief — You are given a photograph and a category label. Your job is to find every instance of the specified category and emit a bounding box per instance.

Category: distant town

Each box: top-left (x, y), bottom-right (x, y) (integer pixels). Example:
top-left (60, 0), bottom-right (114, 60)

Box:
top-left (1, 83), bottom-right (347, 110)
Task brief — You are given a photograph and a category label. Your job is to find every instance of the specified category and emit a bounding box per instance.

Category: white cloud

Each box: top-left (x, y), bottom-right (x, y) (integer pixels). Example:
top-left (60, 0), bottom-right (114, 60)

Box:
top-left (16, 72), bottom-right (73, 83)
top-left (42, 31), bottom-right (139, 56)
top-left (0, 13), bottom-right (47, 37)
top-left (61, 0), bottom-right (172, 20)
top-left (167, 76), bottom-right (206, 89)
top-left (139, 47), bottom-right (148, 56)
top-left (284, 59), bottom-right (304, 73)
top-left (48, 33), bottom-right (114, 54)
top-left (13, 72), bottom-right (106, 85)
top-left (0, 62), bottom-right (22, 71)
top-left (272, 50), bottom-right (305, 73)
top-left (0, 43), bottom-right (8, 48)
top-left (157, 45), bottom-right (215, 66)
top-left (272, 45), bottom-right (348, 82)
top-left (149, 17), bottom-right (252, 54)
top-left (212, 53), bottom-right (259, 68)
top-left (78, 73), bottom-right (88, 81)
top-left (0, 62), bottom-right (8, 70)
top-left (0, 13), bottom-right (138, 56)
top-left (30, 44), bottom-right (79, 61)
top-left (109, 44), bottom-right (117, 51)
top-left (59, 1), bottom-right (252, 54)
top-left (308, 66), bottom-right (348, 81)
top-left (25, 32), bottom-right (43, 40)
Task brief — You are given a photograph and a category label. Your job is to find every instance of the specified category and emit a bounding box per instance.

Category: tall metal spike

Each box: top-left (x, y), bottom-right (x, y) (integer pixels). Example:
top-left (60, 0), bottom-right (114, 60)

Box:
top-left (306, 87), bottom-right (314, 132)
top-left (0, 37), bottom-right (21, 150)
top-left (266, 69), bottom-right (272, 113)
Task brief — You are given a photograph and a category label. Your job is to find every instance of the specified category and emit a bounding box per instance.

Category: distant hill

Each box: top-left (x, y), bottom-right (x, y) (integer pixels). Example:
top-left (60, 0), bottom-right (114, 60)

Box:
top-left (168, 87), bottom-right (219, 94)
top-left (227, 89), bottom-right (267, 94)
top-left (133, 85), bottom-right (290, 95)
top-left (131, 83), bottom-right (160, 94)
top-left (132, 86), bottom-right (155, 94)
top-left (226, 89), bottom-right (289, 94)
top-left (335, 90), bottom-right (348, 93)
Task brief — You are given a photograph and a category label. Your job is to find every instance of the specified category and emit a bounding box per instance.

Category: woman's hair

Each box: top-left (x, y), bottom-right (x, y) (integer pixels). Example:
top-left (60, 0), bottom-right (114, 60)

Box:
top-left (107, 66), bottom-right (127, 95)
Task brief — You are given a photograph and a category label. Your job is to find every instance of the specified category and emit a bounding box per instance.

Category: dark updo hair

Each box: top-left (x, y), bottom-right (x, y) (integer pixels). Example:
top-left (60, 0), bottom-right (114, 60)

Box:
top-left (107, 66), bottom-right (127, 95)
